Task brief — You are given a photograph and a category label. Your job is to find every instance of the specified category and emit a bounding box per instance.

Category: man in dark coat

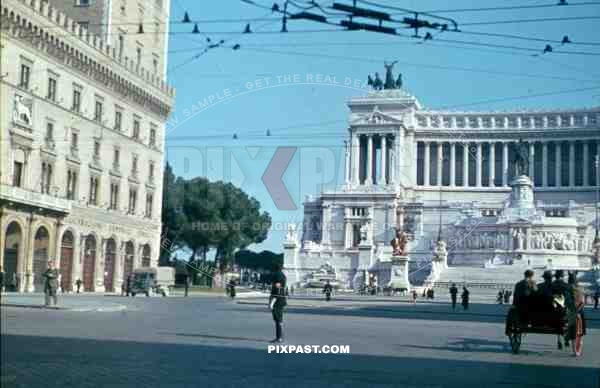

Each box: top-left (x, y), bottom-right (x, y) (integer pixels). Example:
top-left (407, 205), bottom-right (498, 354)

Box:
top-left (269, 263), bottom-right (287, 343)
top-left (322, 280), bottom-right (333, 301)
top-left (461, 286), bottom-right (470, 310)
top-left (75, 278), bottom-right (83, 293)
top-left (513, 269), bottom-right (536, 324)
top-left (449, 283), bottom-right (458, 310)
top-left (594, 289), bottom-right (599, 310)
top-left (43, 260), bottom-right (59, 306)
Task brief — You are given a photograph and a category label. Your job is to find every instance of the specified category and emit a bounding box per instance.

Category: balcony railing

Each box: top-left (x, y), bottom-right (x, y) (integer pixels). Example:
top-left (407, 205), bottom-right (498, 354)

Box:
top-left (0, 184), bottom-right (71, 214)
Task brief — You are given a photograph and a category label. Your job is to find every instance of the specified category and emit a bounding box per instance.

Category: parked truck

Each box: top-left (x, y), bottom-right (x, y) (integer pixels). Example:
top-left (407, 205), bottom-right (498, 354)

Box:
top-left (130, 267), bottom-right (175, 297)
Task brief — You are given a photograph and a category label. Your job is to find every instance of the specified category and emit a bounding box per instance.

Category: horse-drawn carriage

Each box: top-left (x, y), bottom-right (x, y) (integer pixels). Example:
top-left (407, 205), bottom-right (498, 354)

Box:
top-left (505, 294), bottom-right (585, 356)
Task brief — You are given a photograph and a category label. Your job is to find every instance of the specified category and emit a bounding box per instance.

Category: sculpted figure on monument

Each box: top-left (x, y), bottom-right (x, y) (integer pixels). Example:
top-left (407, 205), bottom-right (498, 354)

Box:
top-left (360, 223), bottom-right (369, 242)
top-left (383, 61), bottom-right (398, 89)
top-left (513, 138), bottom-right (529, 177)
top-left (286, 222), bottom-right (297, 242)
top-left (390, 228), bottom-right (408, 256)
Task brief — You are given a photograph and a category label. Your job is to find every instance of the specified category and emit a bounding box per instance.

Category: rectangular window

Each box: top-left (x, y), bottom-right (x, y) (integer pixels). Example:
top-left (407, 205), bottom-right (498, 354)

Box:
top-left (89, 176), bottom-right (99, 205)
top-left (154, 22), bottom-right (160, 45)
top-left (41, 161), bottom-right (53, 194)
top-left (67, 170), bottom-right (77, 200)
top-left (76, 0), bottom-right (90, 6)
top-left (71, 132), bottom-right (79, 156)
top-left (110, 182), bottom-right (119, 210)
top-left (136, 45), bottom-right (142, 70)
top-left (72, 86), bottom-right (82, 112)
top-left (133, 117), bottom-right (140, 139)
top-left (94, 140), bottom-right (100, 158)
top-left (128, 189), bottom-right (137, 214)
top-left (114, 108), bottom-right (122, 131)
top-left (47, 76), bottom-right (57, 101)
top-left (94, 98), bottom-right (103, 122)
top-left (19, 63), bottom-right (31, 89)
top-left (46, 122), bottom-right (54, 141)
top-left (113, 148), bottom-right (120, 169)
top-left (132, 155), bottom-right (138, 174)
top-left (149, 125), bottom-right (156, 146)
top-left (13, 162), bottom-right (23, 187)
top-left (118, 33), bottom-right (125, 60)
top-left (146, 193), bottom-right (153, 218)
top-left (149, 161), bottom-right (154, 181)
top-left (78, 21), bottom-right (89, 29)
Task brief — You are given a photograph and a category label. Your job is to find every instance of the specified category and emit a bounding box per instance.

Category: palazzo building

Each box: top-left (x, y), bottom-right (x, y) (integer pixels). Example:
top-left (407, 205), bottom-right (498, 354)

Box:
top-left (284, 67), bottom-right (599, 289)
top-left (0, 0), bottom-right (174, 292)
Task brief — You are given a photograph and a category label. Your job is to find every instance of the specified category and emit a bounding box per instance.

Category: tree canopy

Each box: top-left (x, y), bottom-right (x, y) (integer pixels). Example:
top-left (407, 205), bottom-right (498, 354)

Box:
top-left (234, 249), bottom-right (283, 271)
top-left (161, 166), bottom-right (273, 273)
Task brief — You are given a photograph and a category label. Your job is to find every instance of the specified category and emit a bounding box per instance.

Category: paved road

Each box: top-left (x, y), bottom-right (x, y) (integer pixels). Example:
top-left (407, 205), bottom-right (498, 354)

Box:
top-left (2, 295), bottom-right (599, 388)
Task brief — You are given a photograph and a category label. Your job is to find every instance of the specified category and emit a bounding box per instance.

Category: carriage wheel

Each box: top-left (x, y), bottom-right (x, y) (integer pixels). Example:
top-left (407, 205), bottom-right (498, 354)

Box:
top-left (572, 315), bottom-right (584, 357)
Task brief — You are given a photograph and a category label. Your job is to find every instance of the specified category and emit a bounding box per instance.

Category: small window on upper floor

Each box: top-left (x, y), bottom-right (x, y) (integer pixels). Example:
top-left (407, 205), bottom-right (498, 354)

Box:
top-left (76, 0), bottom-right (91, 6)
top-left (19, 62), bottom-right (31, 89)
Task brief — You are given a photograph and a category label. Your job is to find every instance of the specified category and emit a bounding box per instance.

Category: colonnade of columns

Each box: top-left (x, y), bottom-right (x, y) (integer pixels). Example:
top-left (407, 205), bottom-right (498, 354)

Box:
top-left (350, 133), bottom-right (401, 186)
top-left (416, 139), bottom-right (599, 188)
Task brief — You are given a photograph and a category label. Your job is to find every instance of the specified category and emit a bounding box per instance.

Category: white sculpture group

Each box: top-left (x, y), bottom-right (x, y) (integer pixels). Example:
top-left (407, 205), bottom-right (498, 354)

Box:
top-left (456, 229), bottom-right (586, 252)
top-left (13, 95), bottom-right (32, 126)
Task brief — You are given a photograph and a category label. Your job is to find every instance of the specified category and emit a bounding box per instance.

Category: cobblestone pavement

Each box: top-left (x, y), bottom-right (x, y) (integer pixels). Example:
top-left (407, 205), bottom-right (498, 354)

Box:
top-left (2, 295), bottom-right (599, 388)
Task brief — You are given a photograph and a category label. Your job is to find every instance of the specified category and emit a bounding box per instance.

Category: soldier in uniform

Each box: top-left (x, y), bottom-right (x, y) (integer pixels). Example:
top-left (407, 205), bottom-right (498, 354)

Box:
top-left (449, 283), bottom-right (458, 310)
top-left (269, 263), bottom-right (287, 343)
top-left (43, 260), bottom-right (59, 307)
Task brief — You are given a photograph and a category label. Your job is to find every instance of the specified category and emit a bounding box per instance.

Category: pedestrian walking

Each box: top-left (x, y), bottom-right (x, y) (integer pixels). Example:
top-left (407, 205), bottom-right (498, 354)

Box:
top-left (411, 289), bottom-right (418, 305)
top-left (0, 267), bottom-right (5, 293)
top-left (126, 274), bottom-right (133, 296)
top-left (449, 283), bottom-right (458, 310)
top-left (227, 278), bottom-right (236, 299)
top-left (461, 286), bottom-right (470, 311)
top-left (593, 289), bottom-right (599, 310)
top-left (269, 263), bottom-right (287, 343)
top-left (43, 260), bottom-right (59, 307)
top-left (322, 280), bottom-right (333, 301)
top-left (184, 273), bottom-right (190, 297)
top-left (75, 278), bottom-right (82, 293)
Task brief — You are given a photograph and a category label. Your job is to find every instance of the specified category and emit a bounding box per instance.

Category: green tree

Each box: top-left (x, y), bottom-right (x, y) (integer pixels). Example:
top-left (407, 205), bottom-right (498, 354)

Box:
top-left (159, 163), bottom-right (187, 266)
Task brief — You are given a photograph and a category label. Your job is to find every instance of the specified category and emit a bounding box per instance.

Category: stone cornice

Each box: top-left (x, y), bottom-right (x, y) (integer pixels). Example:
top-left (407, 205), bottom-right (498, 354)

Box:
top-left (415, 128), bottom-right (600, 141)
top-left (3, 0), bottom-right (174, 119)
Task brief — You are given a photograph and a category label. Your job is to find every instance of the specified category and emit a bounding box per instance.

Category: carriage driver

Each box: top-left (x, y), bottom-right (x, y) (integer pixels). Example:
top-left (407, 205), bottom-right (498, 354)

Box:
top-left (513, 269), bottom-right (537, 323)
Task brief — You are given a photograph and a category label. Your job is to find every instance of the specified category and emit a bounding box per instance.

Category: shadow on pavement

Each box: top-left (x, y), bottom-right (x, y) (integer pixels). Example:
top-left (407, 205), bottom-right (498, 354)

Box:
top-left (2, 334), bottom-right (599, 388)
top-left (273, 303), bottom-right (600, 329)
top-left (157, 332), bottom-right (271, 343)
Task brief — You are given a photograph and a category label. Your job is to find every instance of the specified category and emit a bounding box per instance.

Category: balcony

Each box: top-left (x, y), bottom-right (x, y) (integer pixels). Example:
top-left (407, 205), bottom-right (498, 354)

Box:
top-left (0, 184), bottom-right (71, 214)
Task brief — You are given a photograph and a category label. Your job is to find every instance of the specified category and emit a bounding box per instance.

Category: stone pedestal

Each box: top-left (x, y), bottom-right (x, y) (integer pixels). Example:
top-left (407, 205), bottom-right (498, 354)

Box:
top-left (283, 240), bottom-right (300, 286)
top-left (358, 243), bottom-right (374, 268)
top-left (388, 255), bottom-right (410, 291)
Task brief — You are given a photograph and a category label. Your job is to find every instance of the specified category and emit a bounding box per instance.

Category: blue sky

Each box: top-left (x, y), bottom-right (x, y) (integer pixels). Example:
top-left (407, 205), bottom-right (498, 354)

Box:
top-left (164, 0), bottom-right (600, 254)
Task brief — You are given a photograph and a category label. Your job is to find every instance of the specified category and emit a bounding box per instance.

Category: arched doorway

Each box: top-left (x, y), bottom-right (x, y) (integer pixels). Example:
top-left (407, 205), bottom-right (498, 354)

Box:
top-left (60, 231), bottom-right (74, 292)
top-left (82, 235), bottom-right (96, 291)
top-left (123, 241), bottom-right (134, 282)
top-left (3, 222), bottom-right (22, 291)
top-left (141, 244), bottom-right (151, 267)
top-left (104, 238), bottom-right (116, 292)
top-left (33, 226), bottom-right (50, 292)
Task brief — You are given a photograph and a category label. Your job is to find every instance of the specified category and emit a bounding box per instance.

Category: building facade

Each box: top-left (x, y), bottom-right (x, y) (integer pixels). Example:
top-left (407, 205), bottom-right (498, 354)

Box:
top-left (0, 0), bottom-right (174, 293)
top-left (284, 74), bottom-right (599, 289)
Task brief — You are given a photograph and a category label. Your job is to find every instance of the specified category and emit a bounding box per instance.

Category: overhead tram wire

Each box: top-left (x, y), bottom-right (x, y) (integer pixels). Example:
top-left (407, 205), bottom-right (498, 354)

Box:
top-left (460, 15), bottom-right (600, 26)
top-left (417, 1), bottom-right (600, 14)
top-left (235, 46), bottom-right (600, 83)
